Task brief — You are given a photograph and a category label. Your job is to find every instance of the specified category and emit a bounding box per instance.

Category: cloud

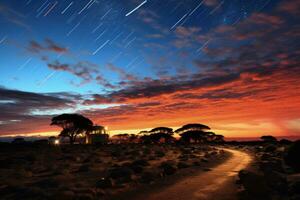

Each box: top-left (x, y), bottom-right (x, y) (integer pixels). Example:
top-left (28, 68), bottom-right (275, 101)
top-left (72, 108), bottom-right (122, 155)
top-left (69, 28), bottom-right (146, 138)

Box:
top-left (2, 1), bottom-right (300, 137)
top-left (28, 39), bottom-right (68, 54)
top-left (0, 87), bottom-right (78, 135)
top-left (79, 1), bottom-right (300, 135)
top-left (0, 3), bottom-right (31, 30)
top-left (47, 61), bottom-right (99, 85)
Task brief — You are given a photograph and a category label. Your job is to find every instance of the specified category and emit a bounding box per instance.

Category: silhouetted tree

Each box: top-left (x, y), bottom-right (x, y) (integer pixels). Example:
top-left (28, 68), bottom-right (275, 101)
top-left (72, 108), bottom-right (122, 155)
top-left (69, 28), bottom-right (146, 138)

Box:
top-left (205, 131), bottom-right (216, 142)
top-left (149, 127), bottom-right (175, 143)
top-left (112, 133), bottom-right (129, 143)
top-left (176, 123), bottom-right (210, 143)
top-left (128, 134), bottom-right (139, 143)
top-left (175, 123), bottom-right (210, 134)
top-left (51, 114), bottom-right (93, 144)
top-left (138, 130), bottom-right (149, 135)
top-left (260, 135), bottom-right (277, 143)
top-left (214, 134), bottom-right (225, 143)
top-left (279, 139), bottom-right (292, 145)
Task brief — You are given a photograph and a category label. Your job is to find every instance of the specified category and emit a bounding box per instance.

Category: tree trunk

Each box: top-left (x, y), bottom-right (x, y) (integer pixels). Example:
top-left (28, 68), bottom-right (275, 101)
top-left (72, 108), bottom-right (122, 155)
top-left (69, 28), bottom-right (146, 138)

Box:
top-left (69, 136), bottom-right (74, 144)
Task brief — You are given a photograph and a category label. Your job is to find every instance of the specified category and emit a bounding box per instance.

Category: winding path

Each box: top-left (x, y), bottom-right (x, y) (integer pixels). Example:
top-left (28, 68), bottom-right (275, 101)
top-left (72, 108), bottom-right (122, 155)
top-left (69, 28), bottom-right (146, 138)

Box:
top-left (133, 148), bottom-right (252, 200)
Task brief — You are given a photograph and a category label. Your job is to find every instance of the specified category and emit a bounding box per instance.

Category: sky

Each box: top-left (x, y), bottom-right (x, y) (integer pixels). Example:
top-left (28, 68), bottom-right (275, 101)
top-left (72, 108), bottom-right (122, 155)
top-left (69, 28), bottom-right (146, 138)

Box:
top-left (0, 0), bottom-right (299, 138)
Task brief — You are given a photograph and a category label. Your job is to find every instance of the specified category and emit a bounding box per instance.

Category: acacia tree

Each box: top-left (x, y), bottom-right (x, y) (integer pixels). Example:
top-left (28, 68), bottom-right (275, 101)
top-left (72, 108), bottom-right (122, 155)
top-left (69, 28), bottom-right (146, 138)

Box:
top-left (51, 114), bottom-right (93, 144)
top-left (260, 135), bottom-right (277, 143)
top-left (176, 123), bottom-right (211, 143)
top-left (214, 134), bottom-right (225, 143)
top-left (149, 127), bottom-right (174, 143)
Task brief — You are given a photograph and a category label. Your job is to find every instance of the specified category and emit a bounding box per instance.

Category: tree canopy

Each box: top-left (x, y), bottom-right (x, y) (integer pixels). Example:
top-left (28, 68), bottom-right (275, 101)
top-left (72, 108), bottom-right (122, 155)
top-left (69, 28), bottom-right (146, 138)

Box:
top-left (175, 123), bottom-right (210, 134)
top-left (51, 114), bottom-right (93, 144)
top-left (260, 135), bottom-right (277, 142)
top-left (149, 127), bottom-right (173, 135)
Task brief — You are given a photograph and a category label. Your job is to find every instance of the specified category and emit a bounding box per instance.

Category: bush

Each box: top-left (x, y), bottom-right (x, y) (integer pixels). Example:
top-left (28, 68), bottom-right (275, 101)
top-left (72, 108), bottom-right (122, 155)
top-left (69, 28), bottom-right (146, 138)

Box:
top-left (264, 144), bottom-right (277, 152)
top-left (108, 166), bottom-right (133, 183)
top-left (159, 161), bottom-right (177, 175)
top-left (284, 140), bottom-right (300, 172)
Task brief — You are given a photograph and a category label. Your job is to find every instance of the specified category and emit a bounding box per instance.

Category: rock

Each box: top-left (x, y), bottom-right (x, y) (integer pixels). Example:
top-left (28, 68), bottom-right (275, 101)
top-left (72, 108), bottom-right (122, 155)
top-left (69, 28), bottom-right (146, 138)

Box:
top-left (96, 177), bottom-right (114, 188)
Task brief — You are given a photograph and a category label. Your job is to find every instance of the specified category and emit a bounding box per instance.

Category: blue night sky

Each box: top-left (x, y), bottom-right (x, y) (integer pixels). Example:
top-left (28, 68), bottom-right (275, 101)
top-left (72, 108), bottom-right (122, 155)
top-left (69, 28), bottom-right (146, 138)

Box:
top-left (0, 0), bottom-right (300, 137)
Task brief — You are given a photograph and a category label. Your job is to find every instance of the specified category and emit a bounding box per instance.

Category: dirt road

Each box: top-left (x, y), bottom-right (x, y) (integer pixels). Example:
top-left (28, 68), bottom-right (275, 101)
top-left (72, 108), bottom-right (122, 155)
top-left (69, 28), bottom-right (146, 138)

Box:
top-left (132, 148), bottom-right (252, 200)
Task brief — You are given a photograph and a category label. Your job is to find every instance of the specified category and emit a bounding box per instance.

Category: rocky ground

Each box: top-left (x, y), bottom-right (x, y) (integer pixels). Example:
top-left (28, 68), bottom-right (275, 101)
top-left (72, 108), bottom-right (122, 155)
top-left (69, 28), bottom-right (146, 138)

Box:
top-left (0, 143), bottom-right (228, 200)
top-left (235, 142), bottom-right (300, 200)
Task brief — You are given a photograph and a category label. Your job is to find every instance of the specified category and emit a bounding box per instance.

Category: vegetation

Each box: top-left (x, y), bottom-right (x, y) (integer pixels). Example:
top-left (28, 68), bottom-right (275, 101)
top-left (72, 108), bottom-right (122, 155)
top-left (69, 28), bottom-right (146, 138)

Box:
top-left (260, 135), bottom-right (277, 143)
top-left (284, 140), bottom-right (300, 172)
top-left (49, 113), bottom-right (226, 145)
top-left (51, 114), bottom-right (93, 144)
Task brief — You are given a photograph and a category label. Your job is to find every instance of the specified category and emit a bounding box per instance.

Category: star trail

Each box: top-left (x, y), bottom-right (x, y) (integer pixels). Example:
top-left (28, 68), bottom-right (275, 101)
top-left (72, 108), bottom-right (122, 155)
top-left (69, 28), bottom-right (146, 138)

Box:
top-left (0, 0), bottom-right (299, 138)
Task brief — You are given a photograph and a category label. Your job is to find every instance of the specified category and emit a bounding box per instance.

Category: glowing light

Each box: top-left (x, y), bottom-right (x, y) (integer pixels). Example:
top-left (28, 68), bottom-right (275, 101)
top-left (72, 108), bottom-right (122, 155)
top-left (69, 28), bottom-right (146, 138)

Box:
top-left (54, 139), bottom-right (60, 145)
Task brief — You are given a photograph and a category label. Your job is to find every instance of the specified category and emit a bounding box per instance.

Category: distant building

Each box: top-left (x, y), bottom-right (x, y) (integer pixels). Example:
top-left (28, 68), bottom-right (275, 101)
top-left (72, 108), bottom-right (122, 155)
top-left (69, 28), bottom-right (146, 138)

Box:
top-left (85, 125), bottom-right (109, 144)
top-left (48, 136), bottom-right (61, 145)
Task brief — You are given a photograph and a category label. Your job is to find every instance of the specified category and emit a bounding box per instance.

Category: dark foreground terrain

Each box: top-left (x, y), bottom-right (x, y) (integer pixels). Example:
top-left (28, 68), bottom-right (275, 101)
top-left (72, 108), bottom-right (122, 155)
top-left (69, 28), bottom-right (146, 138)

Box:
top-left (233, 141), bottom-right (300, 200)
top-left (0, 141), bottom-right (299, 200)
top-left (0, 143), bottom-right (228, 200)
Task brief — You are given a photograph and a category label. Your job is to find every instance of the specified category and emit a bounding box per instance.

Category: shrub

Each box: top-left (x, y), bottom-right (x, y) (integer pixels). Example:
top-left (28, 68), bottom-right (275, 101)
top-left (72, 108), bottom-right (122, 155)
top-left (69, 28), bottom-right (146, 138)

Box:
top-left (284, 140), bottom-right (300, 172)
top-left (264, 144), bottom-right (277, 152)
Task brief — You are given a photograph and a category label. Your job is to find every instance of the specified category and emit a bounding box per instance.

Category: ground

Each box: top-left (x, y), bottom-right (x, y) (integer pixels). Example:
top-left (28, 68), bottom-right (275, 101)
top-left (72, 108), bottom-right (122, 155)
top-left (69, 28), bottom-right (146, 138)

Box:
top-left (0, 143), bottom-right (228, 200)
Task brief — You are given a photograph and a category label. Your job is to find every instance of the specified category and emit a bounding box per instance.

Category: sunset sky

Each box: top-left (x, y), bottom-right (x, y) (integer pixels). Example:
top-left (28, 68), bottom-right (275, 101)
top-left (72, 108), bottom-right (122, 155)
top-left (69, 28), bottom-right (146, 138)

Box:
top-left (0, 0), bottom-right (299, 138)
